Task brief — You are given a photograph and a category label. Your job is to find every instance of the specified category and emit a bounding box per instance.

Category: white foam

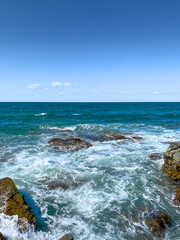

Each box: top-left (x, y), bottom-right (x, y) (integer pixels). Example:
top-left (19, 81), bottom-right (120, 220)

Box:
top-left (35, 113), bottom-right (47, 116)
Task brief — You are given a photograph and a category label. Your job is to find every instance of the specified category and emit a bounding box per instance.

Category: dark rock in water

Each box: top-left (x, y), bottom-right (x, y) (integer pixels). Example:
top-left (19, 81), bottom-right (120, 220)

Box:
top-left (173, 188), bottom-right (180, 205)
top-left (48, 137), bottom-right (92, 151)
top-left (59, 234), bottom-right (73, 240)
top-left (92, 132), bottom-right (142, 142)
top-left (0, 233), bottom-right (5, 240)
top-left (146, 212), bottom-right (171, 237)
top-left (162, 143), bottom-right (180, 181)
top-left (0, 177), bottom-right (37, 232)
top-left (48, 182), bottom-right (69, 190)
top-left (149, 153), bottom-right (162, 160)
top-left (48, 180), bottom-right (81, 190)
top-left (162, 141), bottom-right (180, 145)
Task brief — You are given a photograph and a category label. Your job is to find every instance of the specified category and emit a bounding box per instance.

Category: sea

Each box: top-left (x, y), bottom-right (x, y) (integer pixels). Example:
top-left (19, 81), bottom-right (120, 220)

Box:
top-left (0, 102), bottom-right (180, 240)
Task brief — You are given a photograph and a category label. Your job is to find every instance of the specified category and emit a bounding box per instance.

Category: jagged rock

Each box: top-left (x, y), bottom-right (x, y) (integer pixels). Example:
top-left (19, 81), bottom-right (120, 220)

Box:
top-left (48, 182), bottom-right (69, 190)
top-left (162, 143), bottom-right (180, 181)
top-left (48, 137), bottom-right (92, 151)
top-left (59, 234), bottom-right (73, 240)
top-left (48, 180), bottom-right (81, 191)
top-left (149, 153), bottom-right (162, 160)
top-left (92, 132), bottom-right (142, 142)
top-left (0, 177), bottom-right (36, 232)
top-left (173, 188), bottom-right (180, 205)
top-left (162, 141), bottom-right (180, 145)
top-left (146, 212), bottom-right (171, 237)
top-left (0, 233), bottom-right (5, 240)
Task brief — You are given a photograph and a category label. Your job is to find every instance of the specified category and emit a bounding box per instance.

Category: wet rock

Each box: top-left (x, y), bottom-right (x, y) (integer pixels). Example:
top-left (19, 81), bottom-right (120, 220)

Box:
top-left (149, 153), bottom-right (162, 160)
top-left (162, 141), bottom-right (180, 145)
top-left (48, 137), bottom-right (92, 151)
top-left (59, 234), bottom-right (73, 240)
top-left (0, 177), bottom-right (36, 232)
top-left (162, 143), bottom-right (180, 181)
top-left (48, 182), bottom-right (69, 190)
top-left (146, 212), bottom-right (171, 237)
top-left (92, 132), bottom-right (142, 142)
top-left (47, 179), bottom-right (83, 191)
top-left (173, 188), bottom-right (180, 206)
top-left (0, 233), bottom-right (5, 240)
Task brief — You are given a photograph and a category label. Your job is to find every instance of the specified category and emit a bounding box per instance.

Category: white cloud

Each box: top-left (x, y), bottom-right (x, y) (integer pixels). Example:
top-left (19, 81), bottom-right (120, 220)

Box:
top-left (52, 82), bottom-right (62, 87)
top-left (26, 83), bottom-right (40, 89)
top-left (52, 82), bottom-right (72, 87)
top-left (63, 82), bottom-right (72, 87)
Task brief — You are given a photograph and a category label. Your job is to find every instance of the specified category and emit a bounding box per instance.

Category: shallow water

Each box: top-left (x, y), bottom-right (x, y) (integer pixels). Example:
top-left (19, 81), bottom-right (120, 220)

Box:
top-left (0, 102), bottom-right (180, 240)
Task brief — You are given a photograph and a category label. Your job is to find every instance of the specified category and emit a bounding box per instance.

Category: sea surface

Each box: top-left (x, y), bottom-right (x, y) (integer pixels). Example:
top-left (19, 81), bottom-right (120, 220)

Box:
top-left (0, 102), bottom-right (180, 240)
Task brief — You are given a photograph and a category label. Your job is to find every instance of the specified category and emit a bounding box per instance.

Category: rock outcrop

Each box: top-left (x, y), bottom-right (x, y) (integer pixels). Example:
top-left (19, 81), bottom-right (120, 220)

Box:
top-left (0, 177), bottom-right (36, 232)
top-left (48, 137), bottom-right (92, 151)
top-left (162, 143), bottom-right (180, 181)
top-left (173, 188), bottom-right (180, 205)
top-left (146, 212), bottom-right (171, 237)
top-left (92, 132), bottom-right (142, 142)
top-left (59, 234), bottom-right (73, 240)
top-left (149, 153), bottom-right (162, 160)
top-left (0, 233), bottom-right (5, 240)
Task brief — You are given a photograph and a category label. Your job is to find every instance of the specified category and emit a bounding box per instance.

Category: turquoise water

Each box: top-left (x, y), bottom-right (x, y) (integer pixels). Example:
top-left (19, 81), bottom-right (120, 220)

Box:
top-left (0, 102), bottom-right (180, 240)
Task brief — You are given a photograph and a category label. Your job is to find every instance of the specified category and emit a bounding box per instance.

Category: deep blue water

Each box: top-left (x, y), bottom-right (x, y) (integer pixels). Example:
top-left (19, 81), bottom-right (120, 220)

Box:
top-left (0, 102), bottom-right (180, 240)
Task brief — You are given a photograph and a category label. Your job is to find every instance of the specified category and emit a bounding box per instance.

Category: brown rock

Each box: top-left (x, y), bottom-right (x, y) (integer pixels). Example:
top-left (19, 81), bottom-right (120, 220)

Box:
top-left (146, 212), bottom-right (171, 237)
top-left (173, 188), bottom-right (180, 205)
top-left (48, 137), bottom-right (92, 151)
top-left (59, 234), bottom-right (73, 240)
top-left (149, 153), bottom-right (162, 160)
top-left (0, 233), bottom-right (5, 240)
top-left (0, 177), bottom-right (36, 232)
top-left (162, 141), bottom-right (180, 145)
top-left (162, 143), bottom-right (180, 181)
top-left (47, 180), bottom-right (81, 191)
top-left (48, 182), bottom-right (69, 190)
top-left (92, 132), bottom-right (142, 142)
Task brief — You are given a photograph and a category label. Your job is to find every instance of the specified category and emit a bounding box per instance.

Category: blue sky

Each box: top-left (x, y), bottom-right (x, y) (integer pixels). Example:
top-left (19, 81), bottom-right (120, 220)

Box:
top-left (0, 0), bottom-right (180, 102)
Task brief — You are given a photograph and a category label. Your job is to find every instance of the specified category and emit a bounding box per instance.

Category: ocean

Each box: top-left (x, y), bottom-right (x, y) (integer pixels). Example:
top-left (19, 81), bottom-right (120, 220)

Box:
top-left (0, 102), bottom-right (180, 240)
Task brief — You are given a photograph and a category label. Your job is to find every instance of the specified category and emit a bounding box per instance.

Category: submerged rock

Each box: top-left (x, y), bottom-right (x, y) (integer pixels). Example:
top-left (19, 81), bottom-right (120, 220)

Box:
top-left (149, 153), bottom-right (162, 160)
top-left (162, 141), bottom-right (180, 145)
top-left (59, 234), bottom-right (73, 240)
top-left (92, 132), bottom-right (143, 142)
top-left (173, 188), bottom-right (180, 206)
top-left (146, 212), bottom-right (171, 237)
top-left (0, 177), bottom-right (36, 232)
top-left (48, 182), bottom-right (69, 190)
top-left (0, 233), bottom-right (5, 240)
top-left (162, 143), bottom-right (180, 181)
top-left (48, 137), bottom-right (92, 151)
top-left (48, 180), bottom-right (81, 191)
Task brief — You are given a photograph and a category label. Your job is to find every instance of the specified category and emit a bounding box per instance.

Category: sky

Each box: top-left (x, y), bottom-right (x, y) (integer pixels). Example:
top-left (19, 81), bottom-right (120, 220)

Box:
top-left (0, 0), bottom-right (180, 102)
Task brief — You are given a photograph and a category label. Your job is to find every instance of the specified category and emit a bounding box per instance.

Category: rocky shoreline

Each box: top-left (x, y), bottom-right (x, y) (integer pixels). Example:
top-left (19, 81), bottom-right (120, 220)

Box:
top-left (0, 131), bottom-right (180, 239)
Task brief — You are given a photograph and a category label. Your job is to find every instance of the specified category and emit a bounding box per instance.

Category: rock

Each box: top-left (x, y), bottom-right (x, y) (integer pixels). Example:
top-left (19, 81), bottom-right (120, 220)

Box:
top-left (0, 233), bottom-right (5, 240)
top-left (48, 182), bottom-right (69, 190)
top-left (149, 153), bottom-right (162, 160)
top-left (162, 143), bottom-right (180, 181)
top-left (173, 188), bottom-right (180, 205)
top-left (92, 132), bottom-right (142, 142)
top-left (48, 180), bottom-right (81, 191)
top-left (146, 212), bottom-right (171, 237)
top-left (0, 177), bottom-right (36, 232)
top-left (59, 234), bottom-right (73, 240)
top-left (48, 137), bottom-right (92, 151)
top-left (162, 141), bottom-right (180, 145)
